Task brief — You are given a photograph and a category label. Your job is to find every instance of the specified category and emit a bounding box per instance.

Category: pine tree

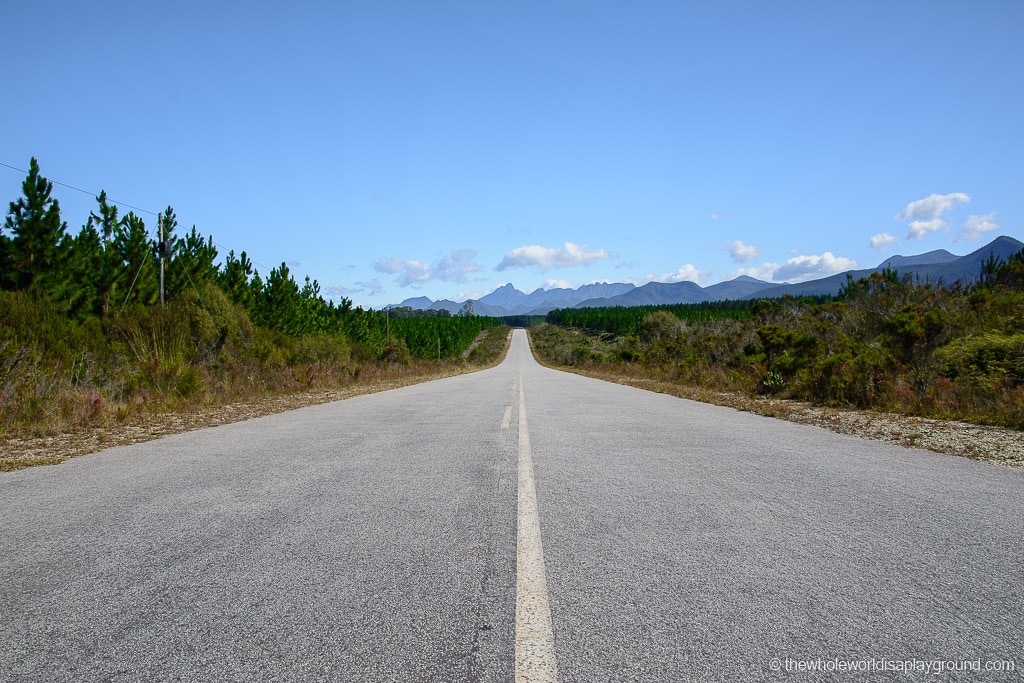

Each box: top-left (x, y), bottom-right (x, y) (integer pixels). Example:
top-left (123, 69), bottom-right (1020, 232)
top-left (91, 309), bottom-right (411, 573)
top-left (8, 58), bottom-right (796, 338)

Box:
top-left (113, 212), bottom-right (158, 307)
top-left (66, 220), bottom-right (104, 317)
top-left (2, 158), bottom-right (69, 292)
top-left (167, 225), bottom-right (217, 299)
top-left (256, 262), bottom-right (307, 335)
top-left (83, 191), bottom-right (123, 316)
top-left (216, 249), bottom-right (256, 310)
top-left (88, 190), bottom-right (119, 244)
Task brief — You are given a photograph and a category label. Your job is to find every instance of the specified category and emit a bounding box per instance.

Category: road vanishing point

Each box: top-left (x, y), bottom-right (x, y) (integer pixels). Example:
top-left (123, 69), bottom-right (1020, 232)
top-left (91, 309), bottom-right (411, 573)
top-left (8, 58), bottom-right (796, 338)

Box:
top-left (2, 330), bottom-right (1022, 682)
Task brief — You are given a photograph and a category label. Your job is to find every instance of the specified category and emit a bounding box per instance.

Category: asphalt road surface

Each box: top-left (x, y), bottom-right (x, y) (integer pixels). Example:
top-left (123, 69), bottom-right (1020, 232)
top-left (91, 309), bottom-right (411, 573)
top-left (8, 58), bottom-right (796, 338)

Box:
top-left (2, 329), bottom-right (1022, 682)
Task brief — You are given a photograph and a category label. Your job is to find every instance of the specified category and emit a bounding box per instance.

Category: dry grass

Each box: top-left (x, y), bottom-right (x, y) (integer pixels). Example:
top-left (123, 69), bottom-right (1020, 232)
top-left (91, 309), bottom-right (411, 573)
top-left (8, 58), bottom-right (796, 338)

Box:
top-left (530, 336), bottom-right (1024, 471)
top-left (1, 329), bottom-right (512, 473)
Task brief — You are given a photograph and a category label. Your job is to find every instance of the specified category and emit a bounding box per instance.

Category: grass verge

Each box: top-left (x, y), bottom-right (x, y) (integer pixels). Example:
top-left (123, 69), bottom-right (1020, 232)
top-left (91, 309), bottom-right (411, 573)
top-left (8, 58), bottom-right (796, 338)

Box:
top-left (1, 327), bottom-right (512, 472)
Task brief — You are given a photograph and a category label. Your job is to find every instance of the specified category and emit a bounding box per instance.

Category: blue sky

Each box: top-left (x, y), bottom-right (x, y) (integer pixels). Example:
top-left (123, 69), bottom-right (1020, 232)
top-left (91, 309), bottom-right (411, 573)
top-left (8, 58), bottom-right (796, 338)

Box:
top-left (3, 1), bottom-right (1021, 309)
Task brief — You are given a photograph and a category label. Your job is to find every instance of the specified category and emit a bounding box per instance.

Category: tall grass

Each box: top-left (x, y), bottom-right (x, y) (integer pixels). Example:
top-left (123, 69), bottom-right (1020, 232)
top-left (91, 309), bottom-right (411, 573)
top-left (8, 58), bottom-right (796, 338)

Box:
top-left (0, 288), bottom-right (510, 439)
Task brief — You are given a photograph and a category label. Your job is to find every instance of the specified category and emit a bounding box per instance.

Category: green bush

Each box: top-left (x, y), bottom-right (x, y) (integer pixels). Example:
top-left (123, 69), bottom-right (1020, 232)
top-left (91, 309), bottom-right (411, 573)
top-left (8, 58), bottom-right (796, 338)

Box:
top-left (381, 337), bottom-right (412, 365)
top-left (937, 334), bottom-right (1024, 385)
top-left (535, 268), bottom-right (1024, 429)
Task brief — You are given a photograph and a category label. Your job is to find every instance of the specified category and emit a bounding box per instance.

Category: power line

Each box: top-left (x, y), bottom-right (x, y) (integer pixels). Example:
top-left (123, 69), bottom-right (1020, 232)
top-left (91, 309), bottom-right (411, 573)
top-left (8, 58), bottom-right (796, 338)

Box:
top-left (1, 159), bottom-right (276, 274)
top-left (0, 160), bottom-right (160, 217)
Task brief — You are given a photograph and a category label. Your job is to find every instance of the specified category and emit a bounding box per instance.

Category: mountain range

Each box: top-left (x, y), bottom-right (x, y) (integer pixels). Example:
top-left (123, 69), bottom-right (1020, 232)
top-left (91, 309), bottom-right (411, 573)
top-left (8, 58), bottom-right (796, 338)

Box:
top-left (395, 235), bottom-right (1023, 317)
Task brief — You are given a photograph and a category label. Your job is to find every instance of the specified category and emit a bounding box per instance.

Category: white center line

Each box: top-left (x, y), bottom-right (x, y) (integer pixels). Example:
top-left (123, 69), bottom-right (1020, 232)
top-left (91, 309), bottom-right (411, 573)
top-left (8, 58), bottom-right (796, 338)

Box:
top-left (515, 374), bottom-right (559, 682)
top-left (502, 405), bottom-right (513, 431)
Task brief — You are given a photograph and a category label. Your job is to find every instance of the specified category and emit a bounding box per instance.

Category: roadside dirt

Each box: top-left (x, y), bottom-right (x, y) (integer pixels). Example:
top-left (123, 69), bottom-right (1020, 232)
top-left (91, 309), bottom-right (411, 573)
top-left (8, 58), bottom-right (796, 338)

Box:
top-left (0, 369), bottom-right (469, 472)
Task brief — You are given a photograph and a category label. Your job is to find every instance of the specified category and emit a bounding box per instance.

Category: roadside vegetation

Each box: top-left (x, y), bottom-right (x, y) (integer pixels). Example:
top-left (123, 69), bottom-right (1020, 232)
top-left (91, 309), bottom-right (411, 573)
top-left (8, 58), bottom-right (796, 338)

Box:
top-left (0, 158), bottom-right (508, 456)
top-left (532, 260), bottom-right (1024, 431)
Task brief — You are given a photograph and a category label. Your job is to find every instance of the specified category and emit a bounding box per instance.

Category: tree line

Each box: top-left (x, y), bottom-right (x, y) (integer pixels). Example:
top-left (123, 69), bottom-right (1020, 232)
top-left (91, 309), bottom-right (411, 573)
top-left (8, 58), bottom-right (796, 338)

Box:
top-left (545, 299), bottom-right (758, 337)
top-left (1, 159), bottom-right (504, 441)
top-left (0, 158), bottom-right (495, 357)
top-left (533, 259), bottom-right (1024, 430)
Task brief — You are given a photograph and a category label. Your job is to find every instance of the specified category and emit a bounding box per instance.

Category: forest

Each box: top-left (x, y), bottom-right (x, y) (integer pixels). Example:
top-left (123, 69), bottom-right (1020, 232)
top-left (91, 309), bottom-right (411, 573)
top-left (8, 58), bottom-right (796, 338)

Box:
top-left (535, 259), bottom-right (1024, 430)
top-left (546, 299), bottom-right (758, 336)
top-left (0, 159), bottom-right (505, 441)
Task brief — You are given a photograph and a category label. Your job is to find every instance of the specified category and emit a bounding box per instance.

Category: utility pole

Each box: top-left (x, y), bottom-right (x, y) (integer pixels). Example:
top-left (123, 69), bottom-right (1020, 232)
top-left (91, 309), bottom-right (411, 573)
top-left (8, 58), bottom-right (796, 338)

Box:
top-left (385, 305), bottom-right (390, 342)
top-left (158, 212), bottom-right (165, 306)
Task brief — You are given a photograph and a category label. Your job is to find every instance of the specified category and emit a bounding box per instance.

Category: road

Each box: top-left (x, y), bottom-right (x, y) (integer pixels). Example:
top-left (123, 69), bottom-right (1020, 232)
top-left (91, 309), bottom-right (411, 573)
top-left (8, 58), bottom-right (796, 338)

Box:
top-left (2, 329), bottom-right (1022, 681)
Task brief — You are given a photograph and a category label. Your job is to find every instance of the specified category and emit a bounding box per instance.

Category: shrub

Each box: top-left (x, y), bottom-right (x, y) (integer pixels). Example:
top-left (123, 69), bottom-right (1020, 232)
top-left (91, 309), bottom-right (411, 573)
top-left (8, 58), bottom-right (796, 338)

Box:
top-left (381, 337), bottom-right (412, 365)
top-left (937, 334), bottom-right (1024, 385)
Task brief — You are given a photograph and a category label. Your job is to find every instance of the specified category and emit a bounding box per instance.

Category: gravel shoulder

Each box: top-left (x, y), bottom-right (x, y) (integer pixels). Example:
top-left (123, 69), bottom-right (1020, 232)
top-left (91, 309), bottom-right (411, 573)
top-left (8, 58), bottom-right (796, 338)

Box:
top-left (565, 369), bottom-right (1024, 471)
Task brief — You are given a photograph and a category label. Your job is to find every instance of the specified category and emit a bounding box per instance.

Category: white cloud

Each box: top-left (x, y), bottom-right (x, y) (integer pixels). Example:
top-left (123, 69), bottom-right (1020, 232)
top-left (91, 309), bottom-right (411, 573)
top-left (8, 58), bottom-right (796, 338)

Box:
top-left (544, 279), bottom-right (574, 289)
top-left (629, 265), bottom-right (707, 286)
top-left (453, 288), bottom-right (487, 302)
top-left (959, 212), bottom-right (999, 241)
top-left (373, 256), bottom-right (407, 274)
top-left (397, 261), bottom-right (431, 286)
top-left (327, 280), bottom-right (383, 298)
top-left (775, 252), bottom-right (857, 282)
top-left (907, 219), bottom-right (947, 240)
top-left (736, 251), bottom-right (858, 283)
top-left (663, 264), bottom-right (703, 283)
top-left (374, 249), bottom-right (481, 287)
top-left (734, 263), bottom-right (779, 282)
top-left (434, 249), bottom-right (481, 282)
top-left (497, 245), bottom-right (556, 270)
top-left (496, 241), bottom-right (610, 271)
top-left (894, 192), bottom-right (970, 239)
top-left (895, 192), bottom-right (970, 221)
top-left (373, 257), bottom-right (431, 287)
top-left (870, 232), bottom-right (897, 250)
top-left (726, 240), bottom-right (760, 262)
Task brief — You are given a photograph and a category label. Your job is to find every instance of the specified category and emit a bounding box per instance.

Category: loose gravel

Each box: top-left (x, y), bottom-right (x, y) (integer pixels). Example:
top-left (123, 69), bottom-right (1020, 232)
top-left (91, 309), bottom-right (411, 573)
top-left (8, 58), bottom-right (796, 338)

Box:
top-left (581, 373), bottom-right (1024, 471)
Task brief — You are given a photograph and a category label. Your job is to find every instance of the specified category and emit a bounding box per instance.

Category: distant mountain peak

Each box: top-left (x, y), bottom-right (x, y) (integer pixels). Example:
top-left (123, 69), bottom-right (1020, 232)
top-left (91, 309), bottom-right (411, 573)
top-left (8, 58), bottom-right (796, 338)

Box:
top-left (396, 296), bottom-right (434, 308)
top-left (876, 249), bottom-right (957, 270)
top-left (976, 235), bottom-right (1023, 253)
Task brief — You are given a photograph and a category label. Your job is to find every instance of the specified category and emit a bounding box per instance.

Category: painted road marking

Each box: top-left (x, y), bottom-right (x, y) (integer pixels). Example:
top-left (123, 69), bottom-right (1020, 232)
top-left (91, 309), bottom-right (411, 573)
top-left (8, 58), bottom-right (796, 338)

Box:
top-left (516, 375), bottom-right (559, 682)
top-left (502, 405), bottom-right (513, 431)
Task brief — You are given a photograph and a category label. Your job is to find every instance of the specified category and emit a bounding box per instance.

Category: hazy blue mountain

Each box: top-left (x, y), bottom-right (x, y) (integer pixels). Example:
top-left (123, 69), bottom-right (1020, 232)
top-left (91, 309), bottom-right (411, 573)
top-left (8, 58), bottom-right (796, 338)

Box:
top-left (578, 281), bottom-right (706, 307)
top-left (396, 296), bottom-right (435, 309)
top-left (426, 299), bottom-right (461, 314)
top-left (877, 249), bottom-right (957, 269)
top-left (575, 276), bottom-right (774, 308)
top-left (702, 276), bottom-right (778, 300)
top-left (739, 273), bottom-right (860, 299)
top-left (477, 283), bottom-right (524, 310)
top-left (477, 281), bottom-right (635, 312)
top-left (744, 235), bottom-right (1023, 299)
top-left (423, 299), bottom-right (511, 317)
top-left (390, 236), bottom-right (1022, 315)
top-left (464, 301), bottom-right (512, 317)
top-left (903, 235), bottom-right (1023, 283)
